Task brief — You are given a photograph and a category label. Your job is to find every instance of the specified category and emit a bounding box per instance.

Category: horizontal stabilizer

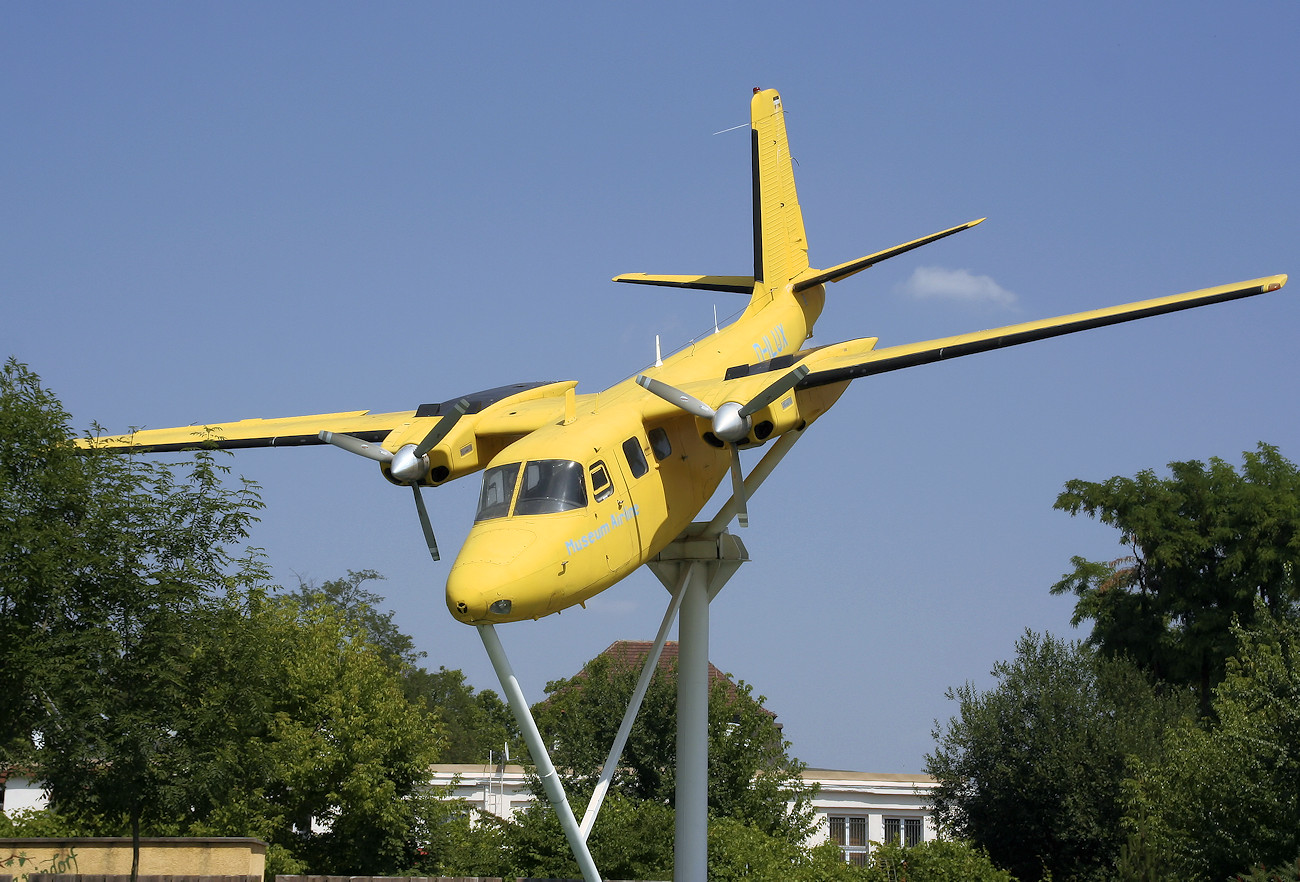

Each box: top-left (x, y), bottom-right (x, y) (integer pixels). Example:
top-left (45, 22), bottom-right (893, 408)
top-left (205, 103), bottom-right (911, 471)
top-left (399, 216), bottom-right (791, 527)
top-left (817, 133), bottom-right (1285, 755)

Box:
top-left (612, 273), bottom-right (755, 294)
top-left (793, 218), bottom-right (985, 292)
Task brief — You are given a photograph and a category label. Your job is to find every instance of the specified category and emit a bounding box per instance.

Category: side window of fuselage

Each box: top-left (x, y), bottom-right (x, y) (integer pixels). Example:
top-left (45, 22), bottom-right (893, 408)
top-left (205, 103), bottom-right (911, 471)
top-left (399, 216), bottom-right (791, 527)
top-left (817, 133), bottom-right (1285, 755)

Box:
top-left (590, 460), bottom-right (613, 503)
top-left (648, 426), bottom-right (672, 461)
top-left (622, 437), bottom-right (649, 479)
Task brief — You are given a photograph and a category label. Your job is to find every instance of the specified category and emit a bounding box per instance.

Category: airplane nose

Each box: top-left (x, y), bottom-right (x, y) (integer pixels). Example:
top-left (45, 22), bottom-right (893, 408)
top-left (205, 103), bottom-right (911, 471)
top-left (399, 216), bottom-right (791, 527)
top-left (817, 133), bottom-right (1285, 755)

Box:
top-left (445, 527), bottom-right (537, 623)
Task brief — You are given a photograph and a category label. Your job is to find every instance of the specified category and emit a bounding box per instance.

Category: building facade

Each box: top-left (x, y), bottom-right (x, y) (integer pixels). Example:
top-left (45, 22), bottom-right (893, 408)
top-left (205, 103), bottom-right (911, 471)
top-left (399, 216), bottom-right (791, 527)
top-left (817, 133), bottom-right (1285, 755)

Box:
top-left (429, 762), bottom-right (937, 863)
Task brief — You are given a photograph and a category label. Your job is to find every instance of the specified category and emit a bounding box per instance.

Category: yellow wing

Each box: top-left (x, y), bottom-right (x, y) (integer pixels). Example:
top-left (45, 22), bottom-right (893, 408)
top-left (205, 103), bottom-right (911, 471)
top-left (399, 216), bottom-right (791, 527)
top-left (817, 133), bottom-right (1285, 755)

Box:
top-left (77, 381), bottom-right (581, 468)
top-left (796, 274), bottom-right (1288, 387)
top-left (77, 408), bottom-right (414, 452)
top-left (632, 275), bottom-right (1287, 441)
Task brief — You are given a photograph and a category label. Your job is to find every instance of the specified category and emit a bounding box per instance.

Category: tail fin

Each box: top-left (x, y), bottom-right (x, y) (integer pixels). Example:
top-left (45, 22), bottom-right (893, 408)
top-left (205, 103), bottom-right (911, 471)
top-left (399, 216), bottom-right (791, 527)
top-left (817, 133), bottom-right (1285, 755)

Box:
top-left (751, 88), bottom-right (809, 287)
top-left (615, 88), bottom-right (973, 297)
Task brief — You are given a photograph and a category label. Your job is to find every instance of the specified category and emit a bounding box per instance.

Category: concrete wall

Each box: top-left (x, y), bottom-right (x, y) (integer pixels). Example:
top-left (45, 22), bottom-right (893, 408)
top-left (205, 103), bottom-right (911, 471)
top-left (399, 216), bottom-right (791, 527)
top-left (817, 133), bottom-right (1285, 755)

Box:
top-left (0, 838), bottom-right (266, 881)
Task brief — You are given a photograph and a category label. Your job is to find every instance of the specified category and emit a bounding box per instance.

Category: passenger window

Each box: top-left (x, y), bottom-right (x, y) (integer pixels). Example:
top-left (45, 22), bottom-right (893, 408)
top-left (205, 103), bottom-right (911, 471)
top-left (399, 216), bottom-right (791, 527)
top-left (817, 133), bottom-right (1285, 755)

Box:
top-left (622, 437), bottom-right (649, 479)
top-left (589, 461), bottom-right (614, 503)
top-left (648, 426), bottom-right (672, 461)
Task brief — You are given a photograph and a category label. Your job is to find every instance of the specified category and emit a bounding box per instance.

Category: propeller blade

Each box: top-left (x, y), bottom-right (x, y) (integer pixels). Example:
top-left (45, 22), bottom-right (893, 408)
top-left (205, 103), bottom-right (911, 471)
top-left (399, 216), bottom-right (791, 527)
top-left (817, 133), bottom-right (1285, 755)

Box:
top-left (728, 445), bottom-right (748, 528)
top-left (636, 375), bottom-right (716, 420)
top-left (319, 431), bottom-right (393, 463)
top-left (414, 398), bottom-right (471, 458)
top-left (737, 365), bottom-right (810, 419)
top-left (411, 484), bottom-right (440, 562)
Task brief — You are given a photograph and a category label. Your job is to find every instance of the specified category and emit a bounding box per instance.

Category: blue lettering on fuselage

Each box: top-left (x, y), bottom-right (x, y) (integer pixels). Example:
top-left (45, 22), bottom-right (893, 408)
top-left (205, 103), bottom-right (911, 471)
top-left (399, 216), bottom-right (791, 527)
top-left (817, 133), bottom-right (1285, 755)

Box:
top-left (565, 504), bottom-right (639, 556)
top-left (752, 323), bottom-right (789, 362)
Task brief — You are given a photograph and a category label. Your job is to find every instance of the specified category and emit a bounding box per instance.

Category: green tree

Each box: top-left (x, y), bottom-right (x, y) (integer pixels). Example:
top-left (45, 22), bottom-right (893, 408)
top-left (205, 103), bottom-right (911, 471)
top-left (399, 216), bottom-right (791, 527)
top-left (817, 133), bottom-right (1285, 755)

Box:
top-left (1125, 610), bottom-right (1300, 880)
top-left (1, 363), bottom-right (448, 876)
top-left (0, 359), bottom-right (91, 795)
top-left (503, 800), bottom-right (863, 882)
top-left (926, 631), bottom-right (1192, 882)
top-left (1052, 443), bottom-right (1300, 711)
top-left (289, 569), bottom-right (519, 764)
top-left (706, 816), bottom-right (860, 882)
top-left (288, 569), bottom-right (420, 671)
top-left (175, 586), bottom-right (445, 874)
top-left (864, 838), bottom-right (1015, 882)
top-left (1, 359), bottom-right (266, 879)
top-left (502, 793), bottom-right (675, 881)
top-left (405, 665), bottom-right (520, 763)
top-left (532, 648), bottom-right (818, 844)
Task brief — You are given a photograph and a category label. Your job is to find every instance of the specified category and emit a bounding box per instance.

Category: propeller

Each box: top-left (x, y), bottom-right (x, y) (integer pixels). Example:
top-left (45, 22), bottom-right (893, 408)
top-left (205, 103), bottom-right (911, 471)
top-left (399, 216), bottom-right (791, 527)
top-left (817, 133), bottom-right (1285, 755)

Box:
top-left (636, 365), bottom-right (808, 527)
top-left (319, 397), bottom-right (472, 562)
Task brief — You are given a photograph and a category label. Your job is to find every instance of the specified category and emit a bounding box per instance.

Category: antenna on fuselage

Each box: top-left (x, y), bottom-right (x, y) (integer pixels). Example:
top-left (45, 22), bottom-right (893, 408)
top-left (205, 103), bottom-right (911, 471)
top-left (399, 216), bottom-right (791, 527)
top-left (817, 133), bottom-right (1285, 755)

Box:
top-left (713, 305), bottom-right (719, 335)
top-left (655, 335), bottom-right (663, 367)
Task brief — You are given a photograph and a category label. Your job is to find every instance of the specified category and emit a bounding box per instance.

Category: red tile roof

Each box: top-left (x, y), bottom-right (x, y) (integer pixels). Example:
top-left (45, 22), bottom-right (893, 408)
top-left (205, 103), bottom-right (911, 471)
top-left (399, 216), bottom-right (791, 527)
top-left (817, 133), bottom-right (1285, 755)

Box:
top-left (587, 640), bottom-right (778, 723)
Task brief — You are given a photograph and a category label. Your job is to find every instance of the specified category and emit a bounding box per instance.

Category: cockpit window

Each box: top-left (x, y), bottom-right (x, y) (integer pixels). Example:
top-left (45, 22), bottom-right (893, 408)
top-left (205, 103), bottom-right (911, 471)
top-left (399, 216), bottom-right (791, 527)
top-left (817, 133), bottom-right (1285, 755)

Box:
top-left (475, 462), bottom-right (520, 522)
top-left (515, 459), bottom-right (588, 515)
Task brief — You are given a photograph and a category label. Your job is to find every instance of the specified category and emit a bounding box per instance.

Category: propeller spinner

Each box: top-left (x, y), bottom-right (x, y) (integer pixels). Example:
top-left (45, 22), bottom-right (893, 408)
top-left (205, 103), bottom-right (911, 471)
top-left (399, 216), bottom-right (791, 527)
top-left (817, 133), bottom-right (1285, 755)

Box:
top-left (320, 397), bottom-right (471, 561)
top-left (636, 365), bottom-right (808, 527)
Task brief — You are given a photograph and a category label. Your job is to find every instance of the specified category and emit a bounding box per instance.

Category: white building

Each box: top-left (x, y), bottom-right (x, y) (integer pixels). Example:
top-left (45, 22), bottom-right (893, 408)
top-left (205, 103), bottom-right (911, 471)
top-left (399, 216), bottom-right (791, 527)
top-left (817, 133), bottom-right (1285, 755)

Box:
top-left (805, 768), bottom-right (937, 864)
top-left (429, 762), bottom-right (937, 864)
top-left (6, 763), bottom-right (935, 864)
top-left (0, 772), bottom-right (45, 815)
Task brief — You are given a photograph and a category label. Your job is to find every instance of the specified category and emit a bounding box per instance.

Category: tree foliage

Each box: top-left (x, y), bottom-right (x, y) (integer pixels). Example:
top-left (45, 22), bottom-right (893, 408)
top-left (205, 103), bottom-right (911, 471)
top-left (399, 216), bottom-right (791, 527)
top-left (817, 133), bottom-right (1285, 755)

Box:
top-left (173, 588), bottom-right (445, 873)
top-left (927, 630), bottom-right (1192, 882)
top-left (287, 569), bottom-right (519, 764)
top-left (1052, 443), bottom-right (1300, 711)
top-left (405, 664), bottom-right (520, 763)
top-left (1125, 610), bottom-right (1300, 880)
top-left (0, 362), bottom-right (459, 876)
top-left (863, 838), bottom-right (1015, 882)
top-left (287, 569), bottom-right (421, 670)
top-left (2, 358), bottom-right (268, 876)
top-left (532, 648), bottom-right (818, 845)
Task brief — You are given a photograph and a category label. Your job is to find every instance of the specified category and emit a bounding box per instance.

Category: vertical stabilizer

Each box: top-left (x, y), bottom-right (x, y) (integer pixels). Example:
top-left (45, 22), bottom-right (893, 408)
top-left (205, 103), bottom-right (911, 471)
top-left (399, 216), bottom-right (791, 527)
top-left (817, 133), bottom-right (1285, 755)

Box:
top-left (751, 88), bottom-right (809, 286)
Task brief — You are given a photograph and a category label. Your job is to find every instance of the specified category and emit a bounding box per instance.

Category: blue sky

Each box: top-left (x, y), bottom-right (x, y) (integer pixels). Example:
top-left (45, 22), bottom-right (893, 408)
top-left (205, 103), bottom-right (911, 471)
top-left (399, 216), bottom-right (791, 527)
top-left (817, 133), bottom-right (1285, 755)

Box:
top-left (5, 2), bottom-right (1298, 773)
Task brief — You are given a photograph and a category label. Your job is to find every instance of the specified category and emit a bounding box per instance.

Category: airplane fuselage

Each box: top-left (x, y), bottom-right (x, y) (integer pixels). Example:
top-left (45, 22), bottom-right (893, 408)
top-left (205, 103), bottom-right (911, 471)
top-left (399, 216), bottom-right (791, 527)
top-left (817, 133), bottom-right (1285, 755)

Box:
top-left (443, 282), bottom-right (831, 623)
top-left (76, 86), bottom-right (1285, 632)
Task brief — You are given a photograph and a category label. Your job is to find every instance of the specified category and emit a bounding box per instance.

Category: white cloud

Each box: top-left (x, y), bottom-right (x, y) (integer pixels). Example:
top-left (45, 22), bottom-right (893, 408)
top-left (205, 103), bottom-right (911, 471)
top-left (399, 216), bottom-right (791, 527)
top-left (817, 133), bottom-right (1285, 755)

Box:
top-left (900, 266), bottom-right (1017, 308)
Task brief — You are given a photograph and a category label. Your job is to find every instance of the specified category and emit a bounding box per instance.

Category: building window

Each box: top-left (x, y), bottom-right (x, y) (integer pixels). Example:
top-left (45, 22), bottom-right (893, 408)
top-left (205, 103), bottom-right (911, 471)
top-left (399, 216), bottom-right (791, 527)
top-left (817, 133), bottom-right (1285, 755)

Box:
top-left (884, 816), bottom-right (925, 847)
top-left (829, 815), bottom-right (868, 865)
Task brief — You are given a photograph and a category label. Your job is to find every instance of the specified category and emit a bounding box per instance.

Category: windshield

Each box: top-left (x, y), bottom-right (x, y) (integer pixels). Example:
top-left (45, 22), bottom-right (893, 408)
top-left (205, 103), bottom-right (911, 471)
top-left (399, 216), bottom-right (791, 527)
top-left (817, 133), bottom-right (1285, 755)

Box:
top-left (475, 463), bottom-right (520, 522)
top-left (474, 459), bottom-right (589, 521)
top-left (514, 459), bottom-right (588, 515)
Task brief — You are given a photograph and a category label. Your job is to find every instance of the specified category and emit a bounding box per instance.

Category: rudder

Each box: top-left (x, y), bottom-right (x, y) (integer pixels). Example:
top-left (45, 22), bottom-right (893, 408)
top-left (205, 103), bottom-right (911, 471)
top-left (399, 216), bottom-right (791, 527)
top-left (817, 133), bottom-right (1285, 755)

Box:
top-left (751, 88), bottom-right (809, 287)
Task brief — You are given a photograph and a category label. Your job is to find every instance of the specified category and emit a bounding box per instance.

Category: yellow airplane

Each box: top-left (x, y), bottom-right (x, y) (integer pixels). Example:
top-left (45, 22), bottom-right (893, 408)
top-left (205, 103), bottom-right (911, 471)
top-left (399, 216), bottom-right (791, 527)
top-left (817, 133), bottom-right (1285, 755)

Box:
top-left (81, 87), bottom-right (1287, 627)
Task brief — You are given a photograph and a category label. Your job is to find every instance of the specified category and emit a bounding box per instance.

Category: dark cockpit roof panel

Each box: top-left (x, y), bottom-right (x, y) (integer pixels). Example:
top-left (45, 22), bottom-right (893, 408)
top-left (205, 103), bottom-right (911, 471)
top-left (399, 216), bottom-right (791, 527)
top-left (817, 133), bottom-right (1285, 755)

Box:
top-left (416, 382), bottom-right (558, 417)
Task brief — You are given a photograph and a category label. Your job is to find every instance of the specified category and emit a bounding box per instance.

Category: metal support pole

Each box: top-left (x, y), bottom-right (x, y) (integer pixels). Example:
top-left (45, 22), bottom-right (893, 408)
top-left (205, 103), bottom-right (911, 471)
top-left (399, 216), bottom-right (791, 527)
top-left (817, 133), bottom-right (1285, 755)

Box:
top-left (675, 563), bottom-right (710, 882)
top-left (647, 526), bottom-right (748, 882)
top-left (580, 566), bottom-right (689, 839)
top-left (477, 624), bottom-right (602, 882)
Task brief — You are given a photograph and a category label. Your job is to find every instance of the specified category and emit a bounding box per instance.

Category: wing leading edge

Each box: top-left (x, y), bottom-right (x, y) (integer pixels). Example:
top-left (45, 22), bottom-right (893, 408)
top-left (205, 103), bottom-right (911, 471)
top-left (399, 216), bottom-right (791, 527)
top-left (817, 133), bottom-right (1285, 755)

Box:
top-left (76, 381), bottom-right (577, 454)
top-left (77, 409), bottom-right (414, 453)
top-left (629, 275), bottom-right (1287, 425)
top-left (795, 274), bottom-right (1288, 387)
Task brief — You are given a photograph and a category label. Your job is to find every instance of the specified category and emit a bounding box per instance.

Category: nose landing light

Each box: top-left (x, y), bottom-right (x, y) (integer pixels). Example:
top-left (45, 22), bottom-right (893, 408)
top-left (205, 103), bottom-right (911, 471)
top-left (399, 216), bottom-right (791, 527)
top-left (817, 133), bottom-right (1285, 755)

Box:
top-left (490, 599), bottom-right (513, 615)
